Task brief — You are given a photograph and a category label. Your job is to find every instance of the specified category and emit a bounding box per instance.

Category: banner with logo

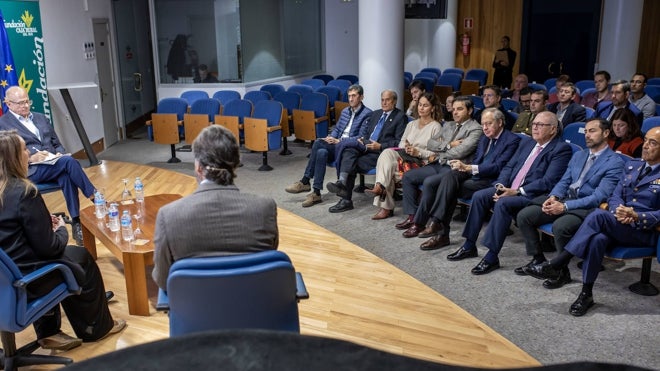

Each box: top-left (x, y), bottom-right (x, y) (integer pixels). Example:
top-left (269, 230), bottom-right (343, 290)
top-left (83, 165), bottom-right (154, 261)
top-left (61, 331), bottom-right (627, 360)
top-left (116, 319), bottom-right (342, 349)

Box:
top-left (0, 0), bottom-right (50, 120)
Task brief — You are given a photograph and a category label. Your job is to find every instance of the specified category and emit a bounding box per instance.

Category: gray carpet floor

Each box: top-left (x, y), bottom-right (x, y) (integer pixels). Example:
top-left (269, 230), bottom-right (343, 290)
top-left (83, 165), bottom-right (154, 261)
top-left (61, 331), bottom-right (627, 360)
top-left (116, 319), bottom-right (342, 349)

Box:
top-left (98, 130), bottom-right (660, 370)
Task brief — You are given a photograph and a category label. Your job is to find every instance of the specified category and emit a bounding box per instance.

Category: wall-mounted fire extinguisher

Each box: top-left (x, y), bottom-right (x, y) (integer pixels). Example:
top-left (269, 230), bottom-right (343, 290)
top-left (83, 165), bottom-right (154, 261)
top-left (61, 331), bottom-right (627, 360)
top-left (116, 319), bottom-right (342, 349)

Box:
top-left (461, 32), bottom-right (471, 56)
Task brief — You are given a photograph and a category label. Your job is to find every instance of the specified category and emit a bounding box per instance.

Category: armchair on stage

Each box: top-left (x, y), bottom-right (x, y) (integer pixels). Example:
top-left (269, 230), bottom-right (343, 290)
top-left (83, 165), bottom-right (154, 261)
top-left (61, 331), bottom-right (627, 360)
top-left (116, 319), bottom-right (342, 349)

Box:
top-left (156, 251), bottom-right (309, 337)
top-left (0, 249), bottom-right (82, 370)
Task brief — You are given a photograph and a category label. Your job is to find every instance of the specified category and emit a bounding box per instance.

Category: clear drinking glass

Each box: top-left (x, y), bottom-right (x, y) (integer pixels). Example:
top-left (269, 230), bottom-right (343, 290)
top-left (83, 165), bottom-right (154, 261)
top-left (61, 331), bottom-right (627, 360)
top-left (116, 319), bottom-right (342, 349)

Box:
top-left (121, 178), bottom-right (132, 202)
top-left (133, 209), bottom-right (143, 237)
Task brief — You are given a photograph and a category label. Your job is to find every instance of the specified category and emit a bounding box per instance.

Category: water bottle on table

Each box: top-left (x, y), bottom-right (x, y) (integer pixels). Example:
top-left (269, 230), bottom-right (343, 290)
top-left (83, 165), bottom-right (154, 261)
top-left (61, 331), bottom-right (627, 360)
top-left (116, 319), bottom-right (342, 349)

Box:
top-left (94, 190), bottom-right (106, 219)
top-left (108, 203), bottom-right (120, 232)
top-left (134, 177), bottom-right (144, 204)
top-left (121, 210), bottom-right (134, 242)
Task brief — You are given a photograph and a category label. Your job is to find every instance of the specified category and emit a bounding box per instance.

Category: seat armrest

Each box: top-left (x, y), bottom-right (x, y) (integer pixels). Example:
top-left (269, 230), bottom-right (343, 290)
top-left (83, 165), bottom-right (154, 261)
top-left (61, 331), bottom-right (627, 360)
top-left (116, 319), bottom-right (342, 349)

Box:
top-left (267, 125), bottom-right (282, 133)
top-left (295, 272), bottom-right (309, 300)
top-left (17, 263), bottom-right (81, 294)
top-left (314, 115), bottom-right (329, 123)
top-left (156, 288), bottom-right (170, 311)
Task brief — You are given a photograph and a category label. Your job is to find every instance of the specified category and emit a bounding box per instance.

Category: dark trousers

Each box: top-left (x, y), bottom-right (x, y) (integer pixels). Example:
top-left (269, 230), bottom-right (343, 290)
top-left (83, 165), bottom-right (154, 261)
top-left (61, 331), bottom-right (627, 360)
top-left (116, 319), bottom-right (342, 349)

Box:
top-left (564, 209), bottom-right (657, 284)
top-left (30, 246), bottom-right (114, 341)
top-left (303, 140), bottom-right (336, 191)
top-left (463, 188), bottom-right (532, 256)
top-left (517, 197), bottom-right (592, 255)
top-left (29, 156), bottom-right (96, 218)
top-left (338, 148), bottom-right (379, 201)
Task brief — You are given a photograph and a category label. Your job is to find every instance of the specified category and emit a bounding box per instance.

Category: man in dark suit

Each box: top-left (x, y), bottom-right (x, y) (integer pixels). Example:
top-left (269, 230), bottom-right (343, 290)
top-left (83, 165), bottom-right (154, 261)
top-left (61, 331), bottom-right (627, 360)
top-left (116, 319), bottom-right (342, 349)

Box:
top-left (596, 80), bottom-right (644, 125)
top-left (548, 82), bottom-right (586, 128)
top-left (153, 125), bottom-right (279, 290)
top-left (398, 108), bottom-right (521, 251)
top-left (525, 127), bottom-right (660, 316)
top-left (516, 118), bottom-right (624, 288)
top-left (325, 90), bottom-right (407, 213)
top-left (473, 85), bottom-right (517, 130)
top-left (447, 111), bottom-right (572, 275)
top-left (0, 86), bottom-right (96, 245)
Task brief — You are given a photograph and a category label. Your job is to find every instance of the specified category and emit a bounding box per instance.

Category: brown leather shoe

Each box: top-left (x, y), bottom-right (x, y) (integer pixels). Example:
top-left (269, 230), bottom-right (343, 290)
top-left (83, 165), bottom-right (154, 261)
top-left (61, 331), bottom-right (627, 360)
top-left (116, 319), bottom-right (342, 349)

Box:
top-left (417, 221), bottom-right (443, 238)
top-left (38, 331), bottom-right (82, 351)
top-left (420, 235), bottom-right (450, 251)
top-left (99, 319), bottom-right (127, 340)
top-left (372, 208), bottom-right (393, 220)
top-left (365, 182), bottom-right (385, 197)
top-left (402, 224), bottom-right (424, 238)
top-left (395, 215), bottom-right (414, 230)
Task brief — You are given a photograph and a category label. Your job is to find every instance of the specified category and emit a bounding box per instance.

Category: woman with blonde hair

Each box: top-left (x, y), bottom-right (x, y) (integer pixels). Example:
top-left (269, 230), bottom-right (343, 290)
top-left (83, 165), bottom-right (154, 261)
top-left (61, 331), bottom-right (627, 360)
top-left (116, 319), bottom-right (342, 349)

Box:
top-left (367, 92), bottom-right (442, 220)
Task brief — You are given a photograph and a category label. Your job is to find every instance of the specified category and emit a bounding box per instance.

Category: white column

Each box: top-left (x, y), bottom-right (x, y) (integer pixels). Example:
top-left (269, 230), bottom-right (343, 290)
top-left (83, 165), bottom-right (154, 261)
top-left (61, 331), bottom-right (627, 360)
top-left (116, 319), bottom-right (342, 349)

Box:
top-left (428, 0), bottom-right (457, 70)
top-left (597, 0), bottom-right (643, 81)
top-left (359, 0), bottom-right (404, 110)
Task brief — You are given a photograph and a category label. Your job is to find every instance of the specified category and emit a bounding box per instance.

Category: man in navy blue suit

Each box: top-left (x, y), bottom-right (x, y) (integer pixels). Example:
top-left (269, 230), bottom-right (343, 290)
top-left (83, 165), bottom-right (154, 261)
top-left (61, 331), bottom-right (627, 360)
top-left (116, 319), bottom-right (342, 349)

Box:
top-left (447, 111), bottom-right (572, 275)
top-left (525, 127), bottom-right (660, 316)
top-left (0, 86), bottom-right (96, 246)
top-left (516, 118), bottom-right (624, 288)
top-left (285, 84), bottom-right (372, 208)
top-left (397, 108), bottom-right (521, 251)
top-left (548, 82), bottom-right (586, 128)
top-left (596, 80), bottom-right (644, 125)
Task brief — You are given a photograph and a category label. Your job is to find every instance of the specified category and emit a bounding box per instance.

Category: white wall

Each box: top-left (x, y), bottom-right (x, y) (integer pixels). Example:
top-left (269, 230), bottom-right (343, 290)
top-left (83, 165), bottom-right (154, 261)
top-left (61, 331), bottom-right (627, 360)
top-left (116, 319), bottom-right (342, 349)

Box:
top-left (39, 0), bottom-right (113, 153)
top-left (323, 0), bottom-right (359, 77)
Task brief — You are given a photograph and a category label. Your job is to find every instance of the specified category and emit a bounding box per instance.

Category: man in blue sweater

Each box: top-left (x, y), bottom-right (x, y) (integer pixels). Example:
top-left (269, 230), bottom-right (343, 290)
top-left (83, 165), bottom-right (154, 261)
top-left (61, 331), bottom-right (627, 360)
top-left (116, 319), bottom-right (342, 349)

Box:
top-left (285, 84), bottom-right (372, 207)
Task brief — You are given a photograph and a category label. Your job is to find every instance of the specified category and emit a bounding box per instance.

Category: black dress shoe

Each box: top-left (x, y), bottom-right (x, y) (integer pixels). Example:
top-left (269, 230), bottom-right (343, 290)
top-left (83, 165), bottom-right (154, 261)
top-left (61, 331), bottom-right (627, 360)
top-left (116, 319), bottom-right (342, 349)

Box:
top-left (576, 260), bottom-right (605, 272)
top-left (471, 257), bottom-right (500, 275)
top-left (326, 181), bottom-right (348, 198)
top-left (447, 246), bottom-right (478, 261)
top-left (329, 199), bottom-right (354, 213)
top-left (72, 221), bottom-right (84, 246)
top-left (523, 261), bottom-right (561, 280)
top-left (543, 266), bottom-right (572, 289)
top-left (395, 216), bottom-right (415, 230)
top-left (417, 221), bottom-right (443, 238)
top-left (402, 224), bottom-right (424, 238)
top-left (569, 291), bottom-right (594, 316)
top-left (513, 258), bottom-right (546, 276)
top-left (420, 235), bottom-right (450, 251)
top-left (106, 291), bottom-right (115, 302)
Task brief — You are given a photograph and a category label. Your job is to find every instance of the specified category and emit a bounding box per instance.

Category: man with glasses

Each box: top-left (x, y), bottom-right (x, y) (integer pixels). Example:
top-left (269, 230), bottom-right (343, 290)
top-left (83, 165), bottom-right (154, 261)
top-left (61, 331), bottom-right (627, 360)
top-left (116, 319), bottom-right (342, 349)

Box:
top-left (629, 73), bottom-right (656, 119)
top-left (447, 111), bottom-right (572, 275)
top-left (0, 86), bottom-right (97, 246)
top-left (525, 127), bottom-right (660, 316)
top-left (516, 118), bottom-right (623, 289)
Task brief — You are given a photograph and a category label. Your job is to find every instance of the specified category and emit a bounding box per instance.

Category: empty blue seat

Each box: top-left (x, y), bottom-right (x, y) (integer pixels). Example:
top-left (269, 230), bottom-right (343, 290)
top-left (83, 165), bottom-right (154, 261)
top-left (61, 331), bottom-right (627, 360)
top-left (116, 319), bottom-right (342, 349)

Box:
top-left (180, 90), bottom-right (209, 106)
top-left (287, 84), bottom-right (314, 98)
top-left (336, 74), bottom-right (358, 84)
top-left (465, 69), bottom-right (488, 86)
top-left (260, 84), bottom-right (285, 99)
top-left (301, 79), bottom-right (325, 90)
top-left (437, 73), bottom-right (462, 92)
top-left (312, 74), bottom-right (334, 84)
top-left (213, 90), bottom-right (241, 106)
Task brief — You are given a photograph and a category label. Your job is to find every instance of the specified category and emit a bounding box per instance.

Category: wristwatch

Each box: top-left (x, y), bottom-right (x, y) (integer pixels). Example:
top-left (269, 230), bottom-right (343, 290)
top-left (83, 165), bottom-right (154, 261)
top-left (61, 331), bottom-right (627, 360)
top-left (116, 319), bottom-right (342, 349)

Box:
top-left (516, 188), bottom-right (522, 196)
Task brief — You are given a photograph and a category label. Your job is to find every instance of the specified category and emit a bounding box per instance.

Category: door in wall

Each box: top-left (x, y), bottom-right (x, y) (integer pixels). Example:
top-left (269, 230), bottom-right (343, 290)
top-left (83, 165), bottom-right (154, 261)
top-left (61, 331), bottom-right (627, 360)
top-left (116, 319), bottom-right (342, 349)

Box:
top-left (520, 0), bottom-right (602, 84)
top-left (112, 0), bottom-right (157, 136)
top-left (93, 19), bottom-right (120, 147)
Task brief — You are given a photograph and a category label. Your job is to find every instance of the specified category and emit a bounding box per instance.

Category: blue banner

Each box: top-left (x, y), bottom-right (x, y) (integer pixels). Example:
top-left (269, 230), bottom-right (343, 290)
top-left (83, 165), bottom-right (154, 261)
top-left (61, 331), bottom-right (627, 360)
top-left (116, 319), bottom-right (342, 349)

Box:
top-left (0, 9), bottom-right (18, 114)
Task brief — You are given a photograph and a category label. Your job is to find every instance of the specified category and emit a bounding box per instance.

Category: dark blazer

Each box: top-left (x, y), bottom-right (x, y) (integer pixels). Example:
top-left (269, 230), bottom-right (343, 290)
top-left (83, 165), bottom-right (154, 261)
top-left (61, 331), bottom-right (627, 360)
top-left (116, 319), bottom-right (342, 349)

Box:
top-left (548, 101), bottom-right (587, 127)
top-left (596, 101), bottom-right (644, 126)
top-left (550, 147), bottom-right (624, 210)
top-left (358, 108), bottom-right (407, 153)
top-left (607, 159), bottom-right (660, 230)
top-left (0, 112), bottom-right (66, 176)
top-left (472, 129), bottom-right (521, 180)
top-left (152, 182), bottom-right (279, 289)
top-left (496, 135), bottom-right (572, 198)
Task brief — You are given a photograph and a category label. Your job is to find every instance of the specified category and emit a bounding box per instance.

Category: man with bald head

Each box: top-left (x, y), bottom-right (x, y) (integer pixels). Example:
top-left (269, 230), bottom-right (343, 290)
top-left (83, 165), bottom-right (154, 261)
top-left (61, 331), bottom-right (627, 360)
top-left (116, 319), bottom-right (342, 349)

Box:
top-left (526, 127), bottom-right (660, 316)
top-left (0, 86), bottom-right (96, 245)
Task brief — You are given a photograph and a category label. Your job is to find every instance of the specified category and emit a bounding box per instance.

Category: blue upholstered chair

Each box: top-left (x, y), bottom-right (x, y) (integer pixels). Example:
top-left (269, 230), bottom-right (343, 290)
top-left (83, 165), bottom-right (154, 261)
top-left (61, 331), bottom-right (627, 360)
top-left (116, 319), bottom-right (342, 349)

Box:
top-left (156, 250), bottom-right (308, 337)
top-left (287, 84), bottom-right (314, 98)
top-left (584, 106), bottom-right (596, 120)
top-left (178, 98), bottom-right (222, 151)
top-left (468, 95), bottom-right (485, 110)
top-left (561, 122), bottom-right (586, 148)
top-left (647, 77), bottom-right (660, 86)
top-left (293, 92), bottom-right (329, 140)
top-left (465, 68), bottom-right (489, 86)
top-left (243, 100), bottom-right (283, 171)
top-left (243, 90), bottom-right (271, 106)
top-left (543, 78), bottom-right (557, 91)
top-left (147, 98), bottom-right (189, 163)
top-left (415, 76), bottom-right (436, 94)
top-left (336, 74), bottom-right (358, 84)
top-left (327, 79), bottom-right (351, 102)
top-left (300, 78), bottom-right (325, 90)
top-left (528, 83), bottom-right (547, 92)
top-left (575, 80), bottom-right (595, 95)
top-left (0, 248), bottom-right (82, 370)
top-left (443, 67), bottom-right (464, 76)
top-left (414, 71), bottom-right (438, 83)
top-left (212, 90), bottom-right (241, 107)
top-left (316, 85), bottom-right (342, 125)
top-left (420, 67), bottom-right (442, 78)
top-left (437, 73), bottom-right (462, 92)
top-left (312, 74), bottom-right (334, 85)
top-left (641, 117), bottom-right (660, 136)
top-left (260, 84), bottom-right (285, 99)
top-left (273, 91), bottom-right (301, 155)
top-left (179, 90), bottom-right (209, 107)
top-left (644, 85), bottom-right (660, 104)
top-left (501, 98), bottom-right (520, 112)
top-left (214, 99), bottom-right (253, 144)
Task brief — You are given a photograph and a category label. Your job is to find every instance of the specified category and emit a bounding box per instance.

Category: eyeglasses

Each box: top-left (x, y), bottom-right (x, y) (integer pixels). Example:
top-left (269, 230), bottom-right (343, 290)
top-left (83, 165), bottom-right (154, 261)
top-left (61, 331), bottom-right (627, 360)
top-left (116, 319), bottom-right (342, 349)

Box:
top-left (531, 122), bottom-right (553, 128)
top-left (8, 100), bottom-right (32, 106)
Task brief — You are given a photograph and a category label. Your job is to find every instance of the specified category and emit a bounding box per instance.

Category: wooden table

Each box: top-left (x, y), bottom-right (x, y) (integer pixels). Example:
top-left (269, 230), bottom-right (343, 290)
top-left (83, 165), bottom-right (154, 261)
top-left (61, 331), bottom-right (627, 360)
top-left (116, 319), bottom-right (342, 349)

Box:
top-left (80, 193), bottom-right (181, 316)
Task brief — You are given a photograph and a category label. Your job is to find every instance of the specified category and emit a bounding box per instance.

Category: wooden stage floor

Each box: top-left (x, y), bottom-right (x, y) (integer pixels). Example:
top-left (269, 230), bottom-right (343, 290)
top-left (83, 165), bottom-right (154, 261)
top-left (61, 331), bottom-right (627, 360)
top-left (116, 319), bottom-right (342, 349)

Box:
top-left (19, 160), bottom-right (538, 369)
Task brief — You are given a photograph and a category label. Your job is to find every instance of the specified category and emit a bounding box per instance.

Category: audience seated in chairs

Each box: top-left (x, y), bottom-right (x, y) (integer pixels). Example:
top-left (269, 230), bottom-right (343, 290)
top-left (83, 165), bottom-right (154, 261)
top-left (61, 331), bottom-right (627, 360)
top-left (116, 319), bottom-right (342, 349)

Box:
top-left (284, 84), bottom-right (372, 208)
top-left (398, 108), bottom-right (519, 251)
top-left (0, 86), bottom-right (96, 246)
top-left (405, 79), bottom-right (426, 120)
top-left (512, 89), bottom-right (548, 136)
top-left (502, 73), bottom-right (529, 102)
top-left (548, 82), bottom-right (586, 129)
top-left (363, 92), bottom-right (444, 220)
top-left (547, 74), bottom-right (571, 104)
top-left (580, 70), bottom-right (611, 110)
top-left (596, 80), bottom-right (644, 125)
top-left (473, 85), bottom-right (517, 130)
top-left (516, 118), bottom-right (624, 289)
top-left (608, 107), bottom-right (644, 158)
top-left (523, 127), bottom-right (660, 316)
top-left (0, 130), bottom-right (125, 353)
top-left (325, 90), bottom-right (407, 214)
top-left (152, 125), bottom-right (279, 291)
top-left (629, 73), bottom-right (656, 119)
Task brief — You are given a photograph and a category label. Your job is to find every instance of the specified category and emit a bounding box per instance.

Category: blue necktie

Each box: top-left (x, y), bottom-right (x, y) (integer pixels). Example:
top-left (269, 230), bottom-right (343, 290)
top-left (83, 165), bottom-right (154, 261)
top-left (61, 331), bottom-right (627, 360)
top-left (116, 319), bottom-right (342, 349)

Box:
top-left (370, 113), bottom-right (388, 141)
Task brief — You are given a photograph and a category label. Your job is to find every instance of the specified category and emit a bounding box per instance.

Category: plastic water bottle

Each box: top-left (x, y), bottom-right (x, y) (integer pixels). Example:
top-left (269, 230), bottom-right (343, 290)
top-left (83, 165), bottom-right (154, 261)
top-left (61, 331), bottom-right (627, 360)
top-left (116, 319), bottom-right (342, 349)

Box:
top-left (121, 210), bottom-right (134, 242)
top-left (134, 177), bottom-right (144, 204)
top-left (94, 190), bottom-right (106, 219)
top-left (108, 203), bottom-right (120, 232)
